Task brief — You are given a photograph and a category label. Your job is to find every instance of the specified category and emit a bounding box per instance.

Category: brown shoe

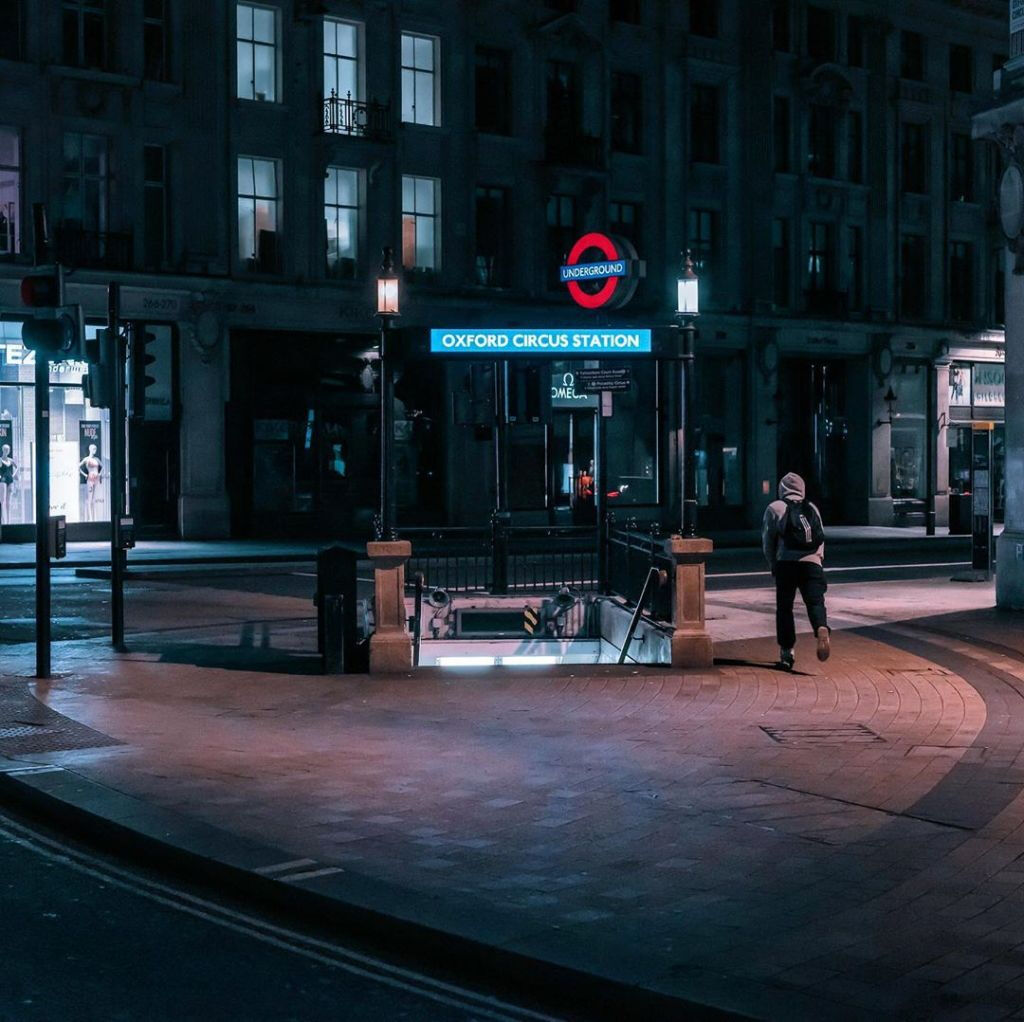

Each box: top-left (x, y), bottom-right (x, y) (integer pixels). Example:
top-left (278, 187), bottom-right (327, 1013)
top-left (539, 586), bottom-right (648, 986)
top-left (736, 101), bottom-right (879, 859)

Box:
top-left (816, 626), bottom-right (831, 662)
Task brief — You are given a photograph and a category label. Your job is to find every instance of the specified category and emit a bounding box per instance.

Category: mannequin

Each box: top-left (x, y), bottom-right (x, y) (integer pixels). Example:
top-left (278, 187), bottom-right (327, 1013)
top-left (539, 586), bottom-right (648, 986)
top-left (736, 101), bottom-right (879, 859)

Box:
top-left (0, 443), bottom-right (17, 524)
top-left (78, 443), bottom-right (103, 522)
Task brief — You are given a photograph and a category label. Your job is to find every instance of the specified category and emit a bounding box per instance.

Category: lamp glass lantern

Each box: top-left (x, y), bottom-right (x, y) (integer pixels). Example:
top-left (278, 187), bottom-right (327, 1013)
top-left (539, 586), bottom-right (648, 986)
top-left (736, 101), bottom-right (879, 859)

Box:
top-left (676, 252), bottom-right (699, 318)
top-left (376, 246), bottom-right (400, 317)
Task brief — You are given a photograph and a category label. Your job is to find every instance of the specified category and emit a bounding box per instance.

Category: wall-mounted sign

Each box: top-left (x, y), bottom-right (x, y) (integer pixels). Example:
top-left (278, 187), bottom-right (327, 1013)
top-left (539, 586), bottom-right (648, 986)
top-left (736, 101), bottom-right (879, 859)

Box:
top-left (973, 363), bottom-right (1005, 407)
top-left (429, 329), bottom-right (651, 355)
top-left (559, 232), bottom-right (644, 310)
top-left (550, 371), bottom-right (599, 408)
top-left (574, 367), bottom-right (632, 393)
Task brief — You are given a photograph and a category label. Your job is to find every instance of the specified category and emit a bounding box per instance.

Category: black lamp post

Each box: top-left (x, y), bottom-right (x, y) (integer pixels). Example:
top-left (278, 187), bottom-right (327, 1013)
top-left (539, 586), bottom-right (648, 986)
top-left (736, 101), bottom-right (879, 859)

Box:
top-left (375, 246), bottom-right (399, 540)
top-left (675, 251), bottom-right (699, 538)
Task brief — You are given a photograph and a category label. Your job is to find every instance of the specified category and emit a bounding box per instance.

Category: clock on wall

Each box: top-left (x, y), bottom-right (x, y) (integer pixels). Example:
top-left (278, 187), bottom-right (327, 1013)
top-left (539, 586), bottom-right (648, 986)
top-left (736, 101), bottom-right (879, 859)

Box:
top-left (999, 164), bottom-right (1024, 240)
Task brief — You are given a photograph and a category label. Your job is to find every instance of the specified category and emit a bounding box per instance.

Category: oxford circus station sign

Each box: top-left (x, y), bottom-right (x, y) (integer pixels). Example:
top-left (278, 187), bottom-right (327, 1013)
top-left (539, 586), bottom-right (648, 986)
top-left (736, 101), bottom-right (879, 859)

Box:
top-left (559, 232), bottom-right (644, 310)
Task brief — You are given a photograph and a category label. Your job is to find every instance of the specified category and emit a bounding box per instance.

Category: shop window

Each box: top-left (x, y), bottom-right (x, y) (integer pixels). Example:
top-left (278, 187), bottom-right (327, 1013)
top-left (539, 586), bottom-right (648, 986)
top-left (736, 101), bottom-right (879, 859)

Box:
top-left (0, 127), bottom-right (20, 257)
top-left (847, 15), bottom-right (864, 68)
top-left (901, 122), bottom-right (927, 193)
top-left (0, 321), bottom-right (112, 528)
top-left (236, 3), bottom-right (279, 102)
top-left (475, 47), bottom-right (511, 135)
top-left (949, 241), bottom-right (973, 322)
top-left (237, 155), bottom-right (280, 272)
top-left (773, 96), bottom-right (790, 172)
top-left (951, 132), bottom-right (973, 202)
top-left (847, 110), bottom-right (863, 183)
top-left (773, 218), bottom-right (790, 309)
top-left (847, 226), bottom-right (863, 311)
top-left (949, 44), bottom-right (972, 93)
top-left (474, 185), bottom-right (509, 287)
top-left (771, 0), bottom-right (789, 52)
top-left (697, 354), bottom-right (744, 508)
top-left (900, 233), bottom-right (926, 318)
top-left (324, 166), bottom-right (360, 279)
top-left (401, 32), bottom-right (439, 126)
top-left (808, 104), bottom-right (836, 178)
top-left (63, 0), bottom-right (105, 69)
top-left (889, 363), bottom-right (926, 502)
top-left (610, 0), bottom-right (641, 24)
top-left (401, 174), bottom-right (440, 273)
top-left (323, 18), bottom-right (361, 102)
top-left (689, 0), bottom-right (717, 37)
top-left (690, 83), bottom-right (719, 164)
top-left (901, 30), bottom-right (925, 81)
top-left (143, 0), bottom-right (168, 80)
top-left (546, 193), bottom-right (576, 288)
top-left (0, 0), bottom-right (24, 61)
top-left (143, 144), bottom-right (168, 270)
top-left (606, 360), bottom-right (658, 506)
top-left (610, 71), bottom-right (642, 154)
top-left (609, 200), bottom-right (641, 252)
top-left (806, 5), bottom-right (835, 62)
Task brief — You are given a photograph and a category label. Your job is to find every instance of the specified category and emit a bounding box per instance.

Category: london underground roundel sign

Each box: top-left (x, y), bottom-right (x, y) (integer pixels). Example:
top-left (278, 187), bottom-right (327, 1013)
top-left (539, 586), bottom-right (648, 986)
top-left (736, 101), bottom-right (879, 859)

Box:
top-left (559, 232), bottom-right (644, 310)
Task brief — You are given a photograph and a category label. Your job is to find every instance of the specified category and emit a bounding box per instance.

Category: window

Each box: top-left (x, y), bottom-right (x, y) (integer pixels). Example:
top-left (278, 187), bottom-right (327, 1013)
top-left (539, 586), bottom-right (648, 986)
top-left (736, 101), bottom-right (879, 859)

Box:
top-left (901, 122), bottom-right (927, 193)
top-left (951, 133), bottom-right (973, 202)
top-left (0, 0), bottom-right (24, 60)
top-left (690, 83), bottom-right (719, 164)
top-left (236, 4), bottom-right (278, 102)
top-left (900, 234), bottom-right (926, 318)
top-left (773, 218), bottom-right (790, 308)
top-left (475, 47), bottom-right (511, 135)
top-left (949, 242), bottom-right (973, 321)
top-left (847, 110), bottom-right (863, 183)
top-left (237, 156), bottom-right (280, 271)
top-left (143, 144), bottom-right (168, 269)
top-left (323, 19), bottom-right (360, 101)
top-left (808, 104), bottom-right (836, 178)
top-left (610, 0), bottom-right (641, 23)
top-left (949, 44), bottom-right (972, 93)
top-left (143, 0), bottom-right (168, 80)
top-left (901, 30), bottom-right (924, 81)
top-left (401, 175), bottom-right (440, 272)
top-left (609, 200), bottom-right (641, 251)
top-left (689, 0), bottom-right (717, 37)
top-left (772, 0), bottom-right (789, 52)
top-left (474, 186), bottom-right (509, 287)
top-left (546, 194), bottom-right (576, 285)
top-left (546, 61), bottom-right (579, 130)
top-left (62, 133), bottom-right (107, 234)
top-left (847, 226), bottom-right (862, 310)
top-left (847, 15), bottom-right (864, 68)
top-left (0, 127), bottom-right (20, 256)
top-left (807, 222), bottom-right (834, 293)
top-left (324, 166), bottom-right (359, 279)
top-left (806, 6), bottom-right (835, 62)
top-left (688, 208), bottom-right (717, 303)
top-left (63, 0), bottom-right (105, 69)
top-left (610, 71), bottom-right (642, 153)
top-left (773, 96), bottom-right (790, 172)
top-left (401, 33), bottom-right (439, 126)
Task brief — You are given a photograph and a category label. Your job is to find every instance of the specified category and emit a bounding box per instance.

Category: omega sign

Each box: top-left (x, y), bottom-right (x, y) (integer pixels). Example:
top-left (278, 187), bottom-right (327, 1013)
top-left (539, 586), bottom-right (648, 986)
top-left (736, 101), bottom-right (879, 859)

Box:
top-left (559, 232), bottom-right (644, 310)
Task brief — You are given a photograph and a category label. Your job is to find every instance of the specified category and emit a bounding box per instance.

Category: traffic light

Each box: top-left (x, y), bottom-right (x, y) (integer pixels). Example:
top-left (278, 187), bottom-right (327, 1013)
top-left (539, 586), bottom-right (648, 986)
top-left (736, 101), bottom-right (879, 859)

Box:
top-left (82, 328), bottom-right (116, 409)
top-left (19, 268), bottom-right (83, 357)
top-left (128, 325), bottom-right (157, 420)
top-left (20, 272), bottom-right (61, 308)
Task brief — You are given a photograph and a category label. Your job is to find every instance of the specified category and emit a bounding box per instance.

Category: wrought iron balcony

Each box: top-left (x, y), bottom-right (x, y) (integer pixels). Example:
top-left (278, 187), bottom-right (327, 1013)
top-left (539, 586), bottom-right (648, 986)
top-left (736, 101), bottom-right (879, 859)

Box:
top-left (543, 127), bottom-right (605, 170)
top-left (55, 224), bottom-right (133, 270)
top-left (322, 91), bottom-right (392, 141)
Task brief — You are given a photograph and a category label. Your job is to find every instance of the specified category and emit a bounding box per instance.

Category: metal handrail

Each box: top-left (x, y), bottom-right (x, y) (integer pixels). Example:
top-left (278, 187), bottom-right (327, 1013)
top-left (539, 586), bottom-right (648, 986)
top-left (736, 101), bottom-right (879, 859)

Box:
top-left (412, 571), bottom-right (424, 667)
top-left (617, 566), bottom-right (667, 664)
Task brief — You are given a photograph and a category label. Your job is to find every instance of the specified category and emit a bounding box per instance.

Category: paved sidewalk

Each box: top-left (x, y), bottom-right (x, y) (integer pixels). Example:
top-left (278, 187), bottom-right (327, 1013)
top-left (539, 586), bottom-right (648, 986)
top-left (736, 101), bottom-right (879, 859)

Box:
top-left (5, 578), bottom-right (1024, 1018)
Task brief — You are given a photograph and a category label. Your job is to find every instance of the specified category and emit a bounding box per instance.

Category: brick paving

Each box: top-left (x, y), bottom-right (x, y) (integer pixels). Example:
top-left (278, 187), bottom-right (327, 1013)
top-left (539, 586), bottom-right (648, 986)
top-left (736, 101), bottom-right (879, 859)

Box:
top-left (5, 576), bottom-right (1024, 1017)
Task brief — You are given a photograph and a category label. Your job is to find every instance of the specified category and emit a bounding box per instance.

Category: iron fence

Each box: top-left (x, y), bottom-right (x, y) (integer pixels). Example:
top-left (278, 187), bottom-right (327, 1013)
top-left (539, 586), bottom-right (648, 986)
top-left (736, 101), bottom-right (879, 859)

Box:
top-left (606, 521), bottom-right (674, 622)
top-left (322, 91), bottom-right (392, 140)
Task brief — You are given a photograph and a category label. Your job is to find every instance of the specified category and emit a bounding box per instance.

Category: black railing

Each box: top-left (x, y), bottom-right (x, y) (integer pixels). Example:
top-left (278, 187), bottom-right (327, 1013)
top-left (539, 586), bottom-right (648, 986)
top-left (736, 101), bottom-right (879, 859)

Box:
top-left (323, 91), bottom-right (392, 140)
top-left (606, 522), bottom-right (673, 622)
top-left (55, 225), bottom-right (133, 270)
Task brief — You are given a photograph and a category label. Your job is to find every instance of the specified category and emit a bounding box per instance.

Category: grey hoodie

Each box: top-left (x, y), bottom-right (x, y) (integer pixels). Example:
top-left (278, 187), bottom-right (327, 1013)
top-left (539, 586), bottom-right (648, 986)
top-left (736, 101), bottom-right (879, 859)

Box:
top-left (761, 472), bottom-right (825, 570)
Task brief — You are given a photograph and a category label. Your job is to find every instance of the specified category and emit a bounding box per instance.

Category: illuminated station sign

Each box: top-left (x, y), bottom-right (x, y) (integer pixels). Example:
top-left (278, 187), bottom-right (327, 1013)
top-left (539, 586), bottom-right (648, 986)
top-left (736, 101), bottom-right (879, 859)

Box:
top-left (429, 329), bottom-right (652, 355)
top-left (559, 232), bottom-right (644, 310)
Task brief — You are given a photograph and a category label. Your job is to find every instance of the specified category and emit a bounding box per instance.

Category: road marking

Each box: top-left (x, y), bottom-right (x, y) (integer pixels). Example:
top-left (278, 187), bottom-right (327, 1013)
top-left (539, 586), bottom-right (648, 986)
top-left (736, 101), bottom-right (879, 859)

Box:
top-left (281, 865), bottom-right (345, 882)
top-left (254, 857), bottom-right (316, 875)
top-left (710, 561), bottom-right (971, 580)
top-left (0, 809), bottom-right (559, 1022)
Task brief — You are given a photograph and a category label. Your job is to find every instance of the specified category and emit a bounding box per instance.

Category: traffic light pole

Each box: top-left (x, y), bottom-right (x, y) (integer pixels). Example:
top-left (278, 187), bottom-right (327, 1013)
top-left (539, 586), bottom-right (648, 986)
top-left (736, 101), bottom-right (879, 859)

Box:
top-left (32, 204), bottom-right (52, 679)
top-left (109, 282), bottom-right (126, 652)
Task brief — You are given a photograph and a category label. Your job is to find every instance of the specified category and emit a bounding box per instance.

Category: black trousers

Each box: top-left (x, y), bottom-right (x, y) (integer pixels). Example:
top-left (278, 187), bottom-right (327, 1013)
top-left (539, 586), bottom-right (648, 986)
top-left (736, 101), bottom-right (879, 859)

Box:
top-left (774, 561), bottom-right (828, 649)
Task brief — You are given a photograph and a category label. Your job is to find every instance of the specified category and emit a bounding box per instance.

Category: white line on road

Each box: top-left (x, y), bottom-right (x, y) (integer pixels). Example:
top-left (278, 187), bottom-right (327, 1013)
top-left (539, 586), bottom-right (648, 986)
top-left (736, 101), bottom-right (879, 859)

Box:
top-left (710, 561), bottom-right (971, 580)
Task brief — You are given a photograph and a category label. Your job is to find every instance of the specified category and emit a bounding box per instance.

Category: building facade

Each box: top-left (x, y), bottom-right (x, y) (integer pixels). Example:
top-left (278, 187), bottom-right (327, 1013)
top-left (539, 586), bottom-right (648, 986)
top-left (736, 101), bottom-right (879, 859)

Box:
top-left (0, 0), bottom-right (1009, 540)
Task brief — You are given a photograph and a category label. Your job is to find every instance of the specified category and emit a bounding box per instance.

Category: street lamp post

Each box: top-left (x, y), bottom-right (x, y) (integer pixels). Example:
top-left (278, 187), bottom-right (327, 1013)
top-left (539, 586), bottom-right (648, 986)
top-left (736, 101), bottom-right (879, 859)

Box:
top-left (675, 252), bottom-right (699, 538)
top-left (375, 246), bottom-right (399, 540)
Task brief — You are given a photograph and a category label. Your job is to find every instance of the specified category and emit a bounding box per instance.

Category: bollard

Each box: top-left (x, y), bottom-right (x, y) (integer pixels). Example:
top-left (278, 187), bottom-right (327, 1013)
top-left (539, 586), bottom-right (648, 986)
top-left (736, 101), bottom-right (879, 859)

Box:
top-left (316, 545), bottom-right (359, 673)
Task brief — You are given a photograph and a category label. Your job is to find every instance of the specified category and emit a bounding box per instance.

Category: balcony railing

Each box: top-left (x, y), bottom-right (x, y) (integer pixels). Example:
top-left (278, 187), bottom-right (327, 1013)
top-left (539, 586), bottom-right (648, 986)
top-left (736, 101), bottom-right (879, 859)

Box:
top-left (322, 91), bottom-right (392, 141)
top-left (543, 127), bottom-right (605, 170)
top-left (55, 224), bottom-right (133, 270)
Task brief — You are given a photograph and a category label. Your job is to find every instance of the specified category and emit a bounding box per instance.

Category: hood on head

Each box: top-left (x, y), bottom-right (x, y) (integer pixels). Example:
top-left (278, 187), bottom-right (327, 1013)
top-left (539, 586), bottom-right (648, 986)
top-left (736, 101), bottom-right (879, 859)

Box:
top-left (778, 472), bottom-right (805, 501)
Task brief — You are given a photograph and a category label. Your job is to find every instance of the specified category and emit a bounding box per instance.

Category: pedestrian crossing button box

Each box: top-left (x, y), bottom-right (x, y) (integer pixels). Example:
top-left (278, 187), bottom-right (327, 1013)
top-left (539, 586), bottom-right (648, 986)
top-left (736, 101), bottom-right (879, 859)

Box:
top-left (47, 515), bottom-right (66, 559)
top-left (117, 515), bottom-right (136, 550)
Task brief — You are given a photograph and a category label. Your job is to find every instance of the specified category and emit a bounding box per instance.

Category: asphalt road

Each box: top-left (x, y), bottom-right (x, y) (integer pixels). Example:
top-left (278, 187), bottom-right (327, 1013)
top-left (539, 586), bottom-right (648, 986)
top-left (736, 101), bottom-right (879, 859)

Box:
top-left (0, 805), bottom-right (557, 1022)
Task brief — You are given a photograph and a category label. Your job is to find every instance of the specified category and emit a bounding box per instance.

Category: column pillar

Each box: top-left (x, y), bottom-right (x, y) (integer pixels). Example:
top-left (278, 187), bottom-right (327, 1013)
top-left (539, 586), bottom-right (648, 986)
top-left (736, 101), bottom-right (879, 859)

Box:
top-left (367, 539), bottom-right (412, 672)
top-left (665, 535), bottom-right (714, 668)
top-left (934, 361), bottom-right (951, 529)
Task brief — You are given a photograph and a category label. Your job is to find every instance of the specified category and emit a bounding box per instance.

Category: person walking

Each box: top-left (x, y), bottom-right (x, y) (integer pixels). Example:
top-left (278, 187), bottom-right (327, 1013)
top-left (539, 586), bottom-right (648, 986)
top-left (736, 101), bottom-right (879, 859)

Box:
top-left (761, 472), bottom-right (830, 671)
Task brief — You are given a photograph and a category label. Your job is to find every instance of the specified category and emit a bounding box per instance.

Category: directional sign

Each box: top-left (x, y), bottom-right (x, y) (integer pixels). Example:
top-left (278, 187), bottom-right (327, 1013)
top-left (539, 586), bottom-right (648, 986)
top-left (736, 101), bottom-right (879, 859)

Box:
top-left (575, 367), bottom-right (632, 393)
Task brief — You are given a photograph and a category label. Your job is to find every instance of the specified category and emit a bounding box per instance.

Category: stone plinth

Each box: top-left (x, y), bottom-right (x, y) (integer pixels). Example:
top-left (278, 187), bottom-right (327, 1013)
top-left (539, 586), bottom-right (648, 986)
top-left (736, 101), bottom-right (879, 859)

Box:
top-left (665, 535), bottom-right (714, 668)
top-left (367, 540), bottom-right (412, 673)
